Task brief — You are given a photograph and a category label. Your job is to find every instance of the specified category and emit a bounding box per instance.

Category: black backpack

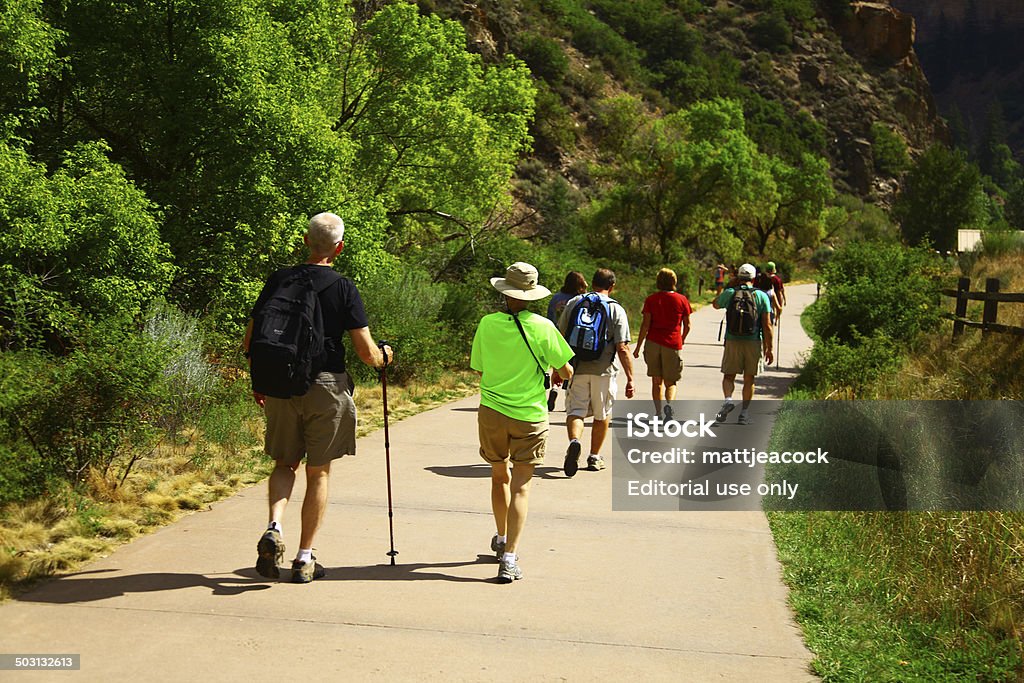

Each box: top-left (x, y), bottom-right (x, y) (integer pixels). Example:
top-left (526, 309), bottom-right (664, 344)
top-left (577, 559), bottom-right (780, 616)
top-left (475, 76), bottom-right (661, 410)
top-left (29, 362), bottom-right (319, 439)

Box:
top-left (249, 267), bottom-right (342, 399)
top-left (565, 292), bottom-right (615, 362)
top-left (726, 286), bottom-right (759, 337)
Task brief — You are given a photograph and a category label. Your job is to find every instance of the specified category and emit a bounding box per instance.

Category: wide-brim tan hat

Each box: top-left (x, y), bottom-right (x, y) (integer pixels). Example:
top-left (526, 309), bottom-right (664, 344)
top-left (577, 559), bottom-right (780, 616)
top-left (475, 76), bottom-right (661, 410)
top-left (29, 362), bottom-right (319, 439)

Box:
top-left (490, 262), bottom-right (551, 301)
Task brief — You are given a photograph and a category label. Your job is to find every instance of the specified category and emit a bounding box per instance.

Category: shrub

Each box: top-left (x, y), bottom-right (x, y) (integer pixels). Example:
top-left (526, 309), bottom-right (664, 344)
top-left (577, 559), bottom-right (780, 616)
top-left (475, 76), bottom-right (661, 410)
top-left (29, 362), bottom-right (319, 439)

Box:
top-left (512, 31), bottom-right (570, 83)
top-left (870, 123), bottom-right (910, 176)
top-left (811, 242), bottom-right (944, 345)
top-left (750, 12), bottom-right (792, 53)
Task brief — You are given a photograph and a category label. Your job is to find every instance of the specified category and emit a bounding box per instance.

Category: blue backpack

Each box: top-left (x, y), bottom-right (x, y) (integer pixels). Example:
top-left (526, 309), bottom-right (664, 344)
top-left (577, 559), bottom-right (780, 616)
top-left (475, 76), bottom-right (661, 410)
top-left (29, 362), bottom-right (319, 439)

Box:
top-left (565, 293), bottom-right (615, 362)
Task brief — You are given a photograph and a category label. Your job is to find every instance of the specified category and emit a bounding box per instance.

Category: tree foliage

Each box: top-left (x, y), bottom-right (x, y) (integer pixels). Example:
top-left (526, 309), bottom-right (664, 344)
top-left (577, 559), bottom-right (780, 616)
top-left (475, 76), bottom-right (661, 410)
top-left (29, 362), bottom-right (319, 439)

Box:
top-left (893, 144), bottom-right (986, 251)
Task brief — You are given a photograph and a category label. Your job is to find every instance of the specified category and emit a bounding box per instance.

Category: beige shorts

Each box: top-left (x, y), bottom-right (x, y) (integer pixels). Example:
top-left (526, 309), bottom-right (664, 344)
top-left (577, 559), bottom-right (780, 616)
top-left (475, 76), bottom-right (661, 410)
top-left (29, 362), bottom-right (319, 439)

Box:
top-left (264, 372), bottom-right (357, 467)
top-left (721, 340), bottom-right (763, 377)
top-left (643, 341), bottom-right (684, 384)
top-left (478, 405), bottom-right (548, 465)
top-left (566, 374), bottom-right (618, 421)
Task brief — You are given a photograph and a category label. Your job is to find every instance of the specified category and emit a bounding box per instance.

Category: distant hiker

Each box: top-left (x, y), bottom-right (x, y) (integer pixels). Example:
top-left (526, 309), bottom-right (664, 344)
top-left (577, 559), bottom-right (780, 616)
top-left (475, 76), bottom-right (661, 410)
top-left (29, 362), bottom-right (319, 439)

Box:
top-left (471, 262), bottom-right (574, 583)
top-left (712, 263), bottom-right (773, 426)
top-left (244, 212), bottom-right (393, 584)
top-left (765, 261), bottom-right (786, 313)
top-left (633, 268), bottom-right (691, 422)
top-left (753, 264), bottom-right (781, 323)
top-left (714, 263), bottom-right (728, 296)
top-left (545, 271), bottom-right (588, 411)
top-left (557, 268), bottom-right (634, 475)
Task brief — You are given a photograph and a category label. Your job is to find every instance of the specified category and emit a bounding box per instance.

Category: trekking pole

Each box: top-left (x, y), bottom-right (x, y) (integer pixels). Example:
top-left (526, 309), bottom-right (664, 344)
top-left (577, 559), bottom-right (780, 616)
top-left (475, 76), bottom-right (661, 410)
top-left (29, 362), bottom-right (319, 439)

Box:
top-left (717, 316), bottom-right (724, 342)
top-left (378, 341), bottom-right (398, 566)
top-left (775, 314), bottom-right (781, 367)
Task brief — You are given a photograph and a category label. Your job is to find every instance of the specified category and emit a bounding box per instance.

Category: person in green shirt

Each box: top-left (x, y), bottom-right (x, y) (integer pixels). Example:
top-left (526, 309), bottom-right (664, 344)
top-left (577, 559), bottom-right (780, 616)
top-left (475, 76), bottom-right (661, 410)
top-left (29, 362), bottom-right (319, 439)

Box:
top-left (471, 262), bottom-right (575, 583)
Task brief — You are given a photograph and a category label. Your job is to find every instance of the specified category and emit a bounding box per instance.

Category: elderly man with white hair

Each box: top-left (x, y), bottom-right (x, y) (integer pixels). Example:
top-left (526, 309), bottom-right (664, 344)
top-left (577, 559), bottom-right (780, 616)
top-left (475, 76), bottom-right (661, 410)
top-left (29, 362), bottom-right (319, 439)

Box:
top-left (244, 212), bottom-right (393, 583)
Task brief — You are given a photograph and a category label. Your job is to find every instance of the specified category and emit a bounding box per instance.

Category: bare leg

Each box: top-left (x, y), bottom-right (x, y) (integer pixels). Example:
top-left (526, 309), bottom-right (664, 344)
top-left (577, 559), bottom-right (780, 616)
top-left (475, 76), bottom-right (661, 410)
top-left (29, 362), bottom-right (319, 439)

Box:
top-left (504, 463), bottom-right (535, 555)
top-left (722, 374), bottom-right (737, 400)
top-left (490, 462), bottom-right (511, 536)
top-left (741, 374), bottom-right (755, 408)
top-left (651, 377), bottom-right (664, 415)
top-left (590, 418), bottom-right (610, 456)
top-left (268, 460), bottom-right (299, 524)
top-left (567, 415), bottom-right (585, 441)
top-left (298, 463), bottom-right (331, 550)
top-left (665, 383), bottom-right (677, 402)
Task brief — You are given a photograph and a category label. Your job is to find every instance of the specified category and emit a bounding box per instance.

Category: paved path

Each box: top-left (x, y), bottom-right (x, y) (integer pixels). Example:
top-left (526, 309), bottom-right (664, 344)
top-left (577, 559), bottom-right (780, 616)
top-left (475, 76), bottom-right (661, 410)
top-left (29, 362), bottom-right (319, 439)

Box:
top-left (0, 285), bottom-right (817, 681)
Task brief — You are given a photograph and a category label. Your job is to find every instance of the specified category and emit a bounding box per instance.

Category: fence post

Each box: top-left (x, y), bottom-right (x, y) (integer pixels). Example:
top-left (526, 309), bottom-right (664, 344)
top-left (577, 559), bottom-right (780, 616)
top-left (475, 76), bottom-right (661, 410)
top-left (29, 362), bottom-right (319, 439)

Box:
top-left (953, 277), bottom-right (969, 341)
top-left (982, 277), bottom-right (1000, 338)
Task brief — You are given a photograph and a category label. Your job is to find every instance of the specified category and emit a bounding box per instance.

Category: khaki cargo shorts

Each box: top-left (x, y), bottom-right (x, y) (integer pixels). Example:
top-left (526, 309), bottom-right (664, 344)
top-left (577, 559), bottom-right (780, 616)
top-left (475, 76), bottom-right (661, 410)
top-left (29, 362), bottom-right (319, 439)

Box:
top-left (720, 340), bottom-right (763, 377)
top-left (264, 371), bottom-right (357, 467)
top-left (566, 374), bottom-right (617, 421)
top-left (643, 341), bottom-right (684, 384)
top-left (478, 405), bottom-right (548, 466)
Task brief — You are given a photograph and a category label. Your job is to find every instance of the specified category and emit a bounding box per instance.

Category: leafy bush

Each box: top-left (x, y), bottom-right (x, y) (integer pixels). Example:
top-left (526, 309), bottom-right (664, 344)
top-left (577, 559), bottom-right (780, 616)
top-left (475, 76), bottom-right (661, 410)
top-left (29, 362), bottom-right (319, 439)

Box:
top-left (870, 123), bottom-right (910, 176)
top-left (353, 267), bottom-right (450, 384)
top-left (512, 31), bottom-right (570, 83)
top-left (750, 12), bottom-right (793, 53)
top-left (810, 242), bottom-right (943, 346)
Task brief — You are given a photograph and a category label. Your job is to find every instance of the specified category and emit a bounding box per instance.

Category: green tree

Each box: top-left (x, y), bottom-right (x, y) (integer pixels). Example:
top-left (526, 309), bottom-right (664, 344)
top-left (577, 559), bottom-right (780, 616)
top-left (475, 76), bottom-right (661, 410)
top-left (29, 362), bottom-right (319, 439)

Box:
top-left (870, 123), bottom-right (910, 176)
top-left (733, 153), bottom-right (832, 255)
top-left (0, 0), bottom-right (61, 138)
top-left (591, 97), bottom-right (761, 259)
top-left (893, 145), bottom-right (986, 251)
top-left (334, 3), bottom-right (536, 256)
top-left (0, 141), bottom-right (174, 351)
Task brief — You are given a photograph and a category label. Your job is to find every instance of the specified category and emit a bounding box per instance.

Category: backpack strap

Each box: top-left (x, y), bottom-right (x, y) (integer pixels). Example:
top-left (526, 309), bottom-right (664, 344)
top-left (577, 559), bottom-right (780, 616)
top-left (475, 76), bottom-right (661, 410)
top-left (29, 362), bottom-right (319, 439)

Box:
top-left (511, 312), bottom-right (550, 387)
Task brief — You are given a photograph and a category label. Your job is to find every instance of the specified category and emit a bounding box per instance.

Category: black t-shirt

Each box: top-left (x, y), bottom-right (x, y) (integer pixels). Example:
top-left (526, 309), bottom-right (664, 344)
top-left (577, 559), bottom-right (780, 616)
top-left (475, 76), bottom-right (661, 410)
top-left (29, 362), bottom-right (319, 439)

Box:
top-left (251, 264), bottom-right (369, 373)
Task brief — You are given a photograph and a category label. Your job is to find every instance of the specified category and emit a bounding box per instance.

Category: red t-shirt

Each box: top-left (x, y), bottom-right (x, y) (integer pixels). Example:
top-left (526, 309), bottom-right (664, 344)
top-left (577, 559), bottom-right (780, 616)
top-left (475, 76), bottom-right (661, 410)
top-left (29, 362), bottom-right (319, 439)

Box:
top-left (642, 291), bottom-right (692, 350)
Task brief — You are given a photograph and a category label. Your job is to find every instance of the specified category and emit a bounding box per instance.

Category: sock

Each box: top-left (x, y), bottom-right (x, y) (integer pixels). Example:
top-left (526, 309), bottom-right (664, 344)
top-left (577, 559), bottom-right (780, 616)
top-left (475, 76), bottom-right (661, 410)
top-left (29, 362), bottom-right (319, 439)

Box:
top-left (739, 408), bottom-right (749, 416)
top-left (589, 453), bottom-right (600, 459)
top-left (295, 548), bottom-right (313, 564)
top-left (724, 397), bottom-right (734, 405)
top-left (569, 438), bottom-right (580, 444)
top-left (267, 521), bottom-right (282, 534)
top-left (502, 551), bottom-right (517, 565)
top-left (496, 534), bottom-right (507, 544)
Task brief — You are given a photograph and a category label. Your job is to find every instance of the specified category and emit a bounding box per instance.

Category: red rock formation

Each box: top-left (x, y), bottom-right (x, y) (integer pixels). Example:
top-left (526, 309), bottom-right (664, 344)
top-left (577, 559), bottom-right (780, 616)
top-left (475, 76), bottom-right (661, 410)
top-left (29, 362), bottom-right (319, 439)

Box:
top-left (839, 2), bottom-right (916, 63)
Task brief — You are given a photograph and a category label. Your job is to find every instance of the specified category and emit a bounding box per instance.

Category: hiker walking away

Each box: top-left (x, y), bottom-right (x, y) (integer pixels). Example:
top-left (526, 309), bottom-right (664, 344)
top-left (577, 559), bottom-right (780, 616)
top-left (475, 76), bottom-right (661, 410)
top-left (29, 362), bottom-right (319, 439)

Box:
top-left (244, 212), bottom-right (393, 584)
top-left (753, 264), bottom-right (781, 323)
top-left (545, 271), bottom-right (588, 411)
top-left (714, 263), bottom-right (727, 296)
top-left (633, 268), bottom-right (691, 422)
top-left (471, 262), bottom-right (574, 583)
top-left (712, 263), bottom-right (773, 426)
top-left (557, 268), bottom-right (634, 476)
top-left (765, 261), bottom-right (786, 315)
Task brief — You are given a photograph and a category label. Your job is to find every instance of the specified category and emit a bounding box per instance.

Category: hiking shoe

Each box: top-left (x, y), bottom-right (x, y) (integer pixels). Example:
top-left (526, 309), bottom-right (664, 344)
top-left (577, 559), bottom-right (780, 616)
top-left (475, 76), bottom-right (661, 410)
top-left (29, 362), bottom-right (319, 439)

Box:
top-left (256, 529), bottom-right (284, 579)
top-left (737, 412), bottom-right (751, 425)
top-left (587, 455), bottom-right (605, 471)
top-left (491, 534), bottom-right (506, 560)
top-left (564, 441), bottom-right (581, 477)
top-left (497, 558), bottom-right (523, 583)
top-left (291, 557), bottom-right (326, 584)
top-left (663, 404), bottom-right (674, 422)
top-left (547, 388), bottom-right (558, 411)
top-left (714, 402), bottom-right (735, 424)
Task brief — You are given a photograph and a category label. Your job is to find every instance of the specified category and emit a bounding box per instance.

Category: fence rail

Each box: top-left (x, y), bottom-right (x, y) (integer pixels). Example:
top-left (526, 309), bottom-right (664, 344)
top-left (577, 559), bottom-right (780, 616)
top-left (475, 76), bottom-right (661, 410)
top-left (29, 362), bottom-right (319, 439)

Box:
top-left (941, 277), bottom-right (1024, 340)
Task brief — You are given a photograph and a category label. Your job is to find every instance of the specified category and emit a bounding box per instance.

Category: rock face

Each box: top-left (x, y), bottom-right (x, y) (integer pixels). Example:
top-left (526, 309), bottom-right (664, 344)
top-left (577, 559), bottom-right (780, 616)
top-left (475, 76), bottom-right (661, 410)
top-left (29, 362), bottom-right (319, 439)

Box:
top-left (839, 2), bottom-right (915, 63)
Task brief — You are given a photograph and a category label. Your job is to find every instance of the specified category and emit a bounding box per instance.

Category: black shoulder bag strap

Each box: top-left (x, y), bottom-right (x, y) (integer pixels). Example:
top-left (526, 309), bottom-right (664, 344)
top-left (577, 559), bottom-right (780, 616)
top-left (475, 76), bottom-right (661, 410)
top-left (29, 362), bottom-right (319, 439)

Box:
top-left (511, 312), bottom-right (551, 390)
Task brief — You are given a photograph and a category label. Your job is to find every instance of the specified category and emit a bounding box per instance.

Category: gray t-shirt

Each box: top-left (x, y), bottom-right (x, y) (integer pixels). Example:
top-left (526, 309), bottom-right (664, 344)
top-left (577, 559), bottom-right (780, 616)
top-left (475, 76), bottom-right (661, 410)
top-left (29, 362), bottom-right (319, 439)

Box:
top-left (558, 293), bottom-right (631, 377)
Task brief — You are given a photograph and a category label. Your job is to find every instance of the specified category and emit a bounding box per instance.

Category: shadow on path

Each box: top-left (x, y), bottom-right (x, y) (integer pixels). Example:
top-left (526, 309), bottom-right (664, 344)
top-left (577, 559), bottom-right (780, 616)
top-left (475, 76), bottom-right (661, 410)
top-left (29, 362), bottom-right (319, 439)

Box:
top-left (425, 464), bottom-right (565, 480)
top-left (319, 556), bottom-right (495, 583)
top-left (18, 568), bottom-right (272, 604)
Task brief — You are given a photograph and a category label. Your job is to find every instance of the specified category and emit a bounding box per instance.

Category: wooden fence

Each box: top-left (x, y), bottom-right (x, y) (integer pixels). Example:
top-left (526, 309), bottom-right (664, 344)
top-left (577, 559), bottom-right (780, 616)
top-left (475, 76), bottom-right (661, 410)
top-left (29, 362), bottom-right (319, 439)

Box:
top-left (941, 277), bottom-right (1024, 341)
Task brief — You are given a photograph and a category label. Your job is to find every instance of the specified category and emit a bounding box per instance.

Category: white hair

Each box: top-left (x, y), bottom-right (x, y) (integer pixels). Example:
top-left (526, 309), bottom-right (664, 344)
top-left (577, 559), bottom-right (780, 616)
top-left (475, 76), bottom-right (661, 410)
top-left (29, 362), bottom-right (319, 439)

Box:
top-left (307, 212), bottom-right (345, 256)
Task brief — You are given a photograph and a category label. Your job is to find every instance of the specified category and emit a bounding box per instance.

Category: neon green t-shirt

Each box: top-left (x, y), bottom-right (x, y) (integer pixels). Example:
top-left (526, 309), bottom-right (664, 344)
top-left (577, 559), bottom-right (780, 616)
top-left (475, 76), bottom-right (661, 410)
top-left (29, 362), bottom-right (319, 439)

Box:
top-left (470, 310), bottom-right (575, 423)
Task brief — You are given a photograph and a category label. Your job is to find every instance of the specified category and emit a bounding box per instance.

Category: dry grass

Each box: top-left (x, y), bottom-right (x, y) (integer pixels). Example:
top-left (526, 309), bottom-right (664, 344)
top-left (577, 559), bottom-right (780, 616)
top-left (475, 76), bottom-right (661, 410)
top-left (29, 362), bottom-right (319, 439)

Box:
top-left (876, 253), bottom-right (1024, 400)
top-left (0, 371), bottom-right (479, 599)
